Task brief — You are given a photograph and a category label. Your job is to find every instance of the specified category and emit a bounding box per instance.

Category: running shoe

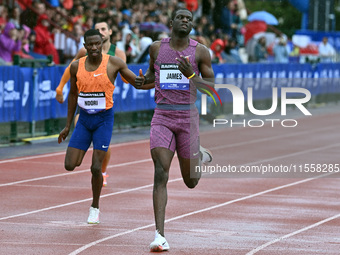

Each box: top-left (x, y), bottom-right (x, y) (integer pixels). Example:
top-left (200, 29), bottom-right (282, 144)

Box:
top-left (149, 230), bottom-right (170, 252)
top-left (87, 207), bottom-right (100, 224)
top-left (102, 173), bottom-right (109, 187)
top-left (200, 145), bottom-right (213, 165)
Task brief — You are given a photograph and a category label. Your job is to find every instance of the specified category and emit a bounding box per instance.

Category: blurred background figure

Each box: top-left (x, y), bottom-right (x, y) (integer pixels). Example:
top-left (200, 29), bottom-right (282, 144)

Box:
top-left (20, 1), bottom-right (46, 30)
top-left (8, 6), bottom-right (21, 29)
top-left (273, 36), bottom-right (289, 63)
top-left (318, 37), bottom-right (335, 63)
top-left (0, 22), bottom-right (23, 64)
top-left (33, 14), bottom-right (60, 64)
top-left (222, 37), bottom-right (243, 63)
top-left (210, 38), bottom-right (225, 64)
top-left (134, 35), bottom-right (152, 64)
top-left (254, 36), bottom-right (268, 63)
top-left (64, 23), bottom-right (84, 64)
top-left (0, 5), bottom-right (8, 32)
top-left (13, 24), bottom-right (34, 60)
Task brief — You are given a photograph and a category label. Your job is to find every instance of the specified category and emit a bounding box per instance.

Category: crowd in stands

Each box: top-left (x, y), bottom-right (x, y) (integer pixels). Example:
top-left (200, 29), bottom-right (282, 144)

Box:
top-left (0, 0), bottom-right (337, 66)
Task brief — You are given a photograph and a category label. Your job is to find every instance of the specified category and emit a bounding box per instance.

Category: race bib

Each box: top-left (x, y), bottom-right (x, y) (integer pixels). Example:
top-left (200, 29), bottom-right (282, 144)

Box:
top-left (78, 92), bottom-right (106, 114)
top-left (159, 64), bottom-right (189, 90)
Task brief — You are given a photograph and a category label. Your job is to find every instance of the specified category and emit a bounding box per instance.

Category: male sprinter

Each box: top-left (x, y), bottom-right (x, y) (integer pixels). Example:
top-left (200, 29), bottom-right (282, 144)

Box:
top-left (58, 29), bottom-right (142, 224)
top-left (56, 21), bottom-right (126, 187)
top-left (135, 8), bottom-right (214, 252)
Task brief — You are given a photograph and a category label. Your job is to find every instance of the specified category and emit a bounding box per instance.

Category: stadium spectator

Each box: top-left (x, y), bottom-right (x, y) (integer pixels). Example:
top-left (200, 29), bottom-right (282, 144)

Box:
top-left (222, 37), bottom-right (243, 63)
top-left (220, 0), bottom-right (238, 36)
top-left (318, 37), bottom-right (336, 63)
top-left (8, 6), bottom-right (21, 29)
top-left (20, 1), bottom-right (46, 29)
top-left (33, 14), bottom-right (60, 64)
top-left (273, 36), bottom-right (289, 63)
top-left (134, 36), bottom-right (152, 64)
top-left (13, 24), bottom-right (34, 60)
top-left (0, 22), bottom-right (23, 64)
top-left (210, 38), bottom-right (225, 64)
top-left (0, 5), bottom-right (8, 32)
top-left (254, 36), bottom-right (268, 63)
top-left (64, 23), bottom-right (84, 64)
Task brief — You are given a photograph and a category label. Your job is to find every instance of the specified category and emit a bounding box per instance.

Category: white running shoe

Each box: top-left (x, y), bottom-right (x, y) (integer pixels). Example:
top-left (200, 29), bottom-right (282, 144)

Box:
top-left (87, 207), bottom-right (100, 224)
top-left (200, 145), bottom-right (213, 165)
top-left (149, 230), bottom-right (170, 252)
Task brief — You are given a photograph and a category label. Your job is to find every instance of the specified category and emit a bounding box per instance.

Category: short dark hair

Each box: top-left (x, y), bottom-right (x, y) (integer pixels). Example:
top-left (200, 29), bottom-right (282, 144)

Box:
top-left (171, 7), bottom-right (192, 21)
top-left (84, 29), bottom-right (102, 42)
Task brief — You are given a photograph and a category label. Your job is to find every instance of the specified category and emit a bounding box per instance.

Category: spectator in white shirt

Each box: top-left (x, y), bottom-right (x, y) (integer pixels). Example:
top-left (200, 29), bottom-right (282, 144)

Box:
top-left (318, 37), bottom-right (336, 63)
top-left (64, 23), bottom-right (84, 64)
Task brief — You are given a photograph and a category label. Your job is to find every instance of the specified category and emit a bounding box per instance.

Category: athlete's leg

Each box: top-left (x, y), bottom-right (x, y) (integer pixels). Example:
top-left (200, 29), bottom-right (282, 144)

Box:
top-left (151, 147), bottom-right (175, 236)
top-left (90, 149), bottom-right (107, 208)
top-left (74, 113), bottom-right (79, 126)
top-left (175, 109), bottom-right (202, 188)
top-left (91, 108), bottom-right (114, 208)
top-left (65, 111), bottom-right (91, 170)
top-left (102, 147), bottom-right (111, 174)
top-left (64, 147), bottom-right (87, 171)
top-left (178, 157), bottom-right (201, 188)
top-left (102, 147), bottom-right (111, 186)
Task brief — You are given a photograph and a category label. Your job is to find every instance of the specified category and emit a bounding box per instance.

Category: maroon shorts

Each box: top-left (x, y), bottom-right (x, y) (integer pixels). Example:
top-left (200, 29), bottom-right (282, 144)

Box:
top-left (150, 108), bottom-right (200, 159)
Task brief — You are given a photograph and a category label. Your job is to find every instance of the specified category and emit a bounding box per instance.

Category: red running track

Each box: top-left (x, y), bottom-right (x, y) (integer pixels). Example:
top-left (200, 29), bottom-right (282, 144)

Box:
top-left (0, 110), bottom-right (340, 255)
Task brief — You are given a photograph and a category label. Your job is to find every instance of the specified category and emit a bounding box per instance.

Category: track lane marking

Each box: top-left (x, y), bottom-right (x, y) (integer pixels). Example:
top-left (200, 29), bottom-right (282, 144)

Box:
top-left (0, 139), bottom-right (149, 164)
top-left (1, 143), bottom-right (338, 221)
top-left (1, 125), bottom-right (338, 187)
top-left (246, 212), bottom-right (340, 254)
top-left (68, 173), bottom-right (332, 254)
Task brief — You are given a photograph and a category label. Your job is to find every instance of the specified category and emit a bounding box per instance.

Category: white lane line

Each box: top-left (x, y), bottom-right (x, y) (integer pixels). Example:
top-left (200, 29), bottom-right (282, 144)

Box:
top-left (0, 180), bottom-right (157, 221)
top-left (246, 212), bottom-right (340, 255)
top-left (0, 151), bottom-right (66, 164)
top-left (1, 125), bottom-right (337, 187)
top-left (241, 143), bottom-right (340, 166)
top-left (0, 139), bottom-right (148, 164)
top-left (1, 142), bottom-right (338, 221)
top-left (0, 177), bottom-right (180, 222)
top-left (0, 159), bottom-right (152, 187)
top-left (210, 125), bottom-right (339, 150)
top-left (68, 174), bottom-right (331, 255)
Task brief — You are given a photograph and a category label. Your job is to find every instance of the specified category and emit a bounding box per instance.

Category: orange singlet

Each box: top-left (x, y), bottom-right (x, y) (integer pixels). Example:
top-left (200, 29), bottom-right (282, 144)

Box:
top-left (76, 54), bottom-right (115, 114)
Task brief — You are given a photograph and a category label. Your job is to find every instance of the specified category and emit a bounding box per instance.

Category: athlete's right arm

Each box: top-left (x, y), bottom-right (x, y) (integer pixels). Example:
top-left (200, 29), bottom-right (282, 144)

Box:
top-left (55, 48), bottom-right (86, 103)
top-left (58, 61), bottom-right (79, 144)
top-left (134, 42), bottom-right (159, 88)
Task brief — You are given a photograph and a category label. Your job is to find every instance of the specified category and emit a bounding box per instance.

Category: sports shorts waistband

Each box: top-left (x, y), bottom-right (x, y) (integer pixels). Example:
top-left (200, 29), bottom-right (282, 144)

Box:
top-left (156, 104), bottom-right (195, 111)
top-left (80, 107), bottom-right (113, 115)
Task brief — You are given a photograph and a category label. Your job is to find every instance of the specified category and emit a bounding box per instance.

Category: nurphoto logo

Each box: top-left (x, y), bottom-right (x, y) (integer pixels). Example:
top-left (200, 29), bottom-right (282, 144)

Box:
top-left (200, 84), bottom-right (312, 128)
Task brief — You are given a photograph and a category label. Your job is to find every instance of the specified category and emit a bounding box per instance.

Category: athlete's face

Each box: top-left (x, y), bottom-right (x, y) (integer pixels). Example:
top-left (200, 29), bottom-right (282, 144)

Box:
top-left (84, 35), bottom-right (103, 58)
top-left (171, 10), bottom-right (193, 36)
top-left (94, 22), bottom-right (112, 43)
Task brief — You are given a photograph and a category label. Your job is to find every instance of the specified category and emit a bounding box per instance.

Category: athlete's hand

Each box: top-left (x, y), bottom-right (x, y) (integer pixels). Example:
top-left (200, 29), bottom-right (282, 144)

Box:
top-left (176, 55), bottom-right (194, 79)
top-left (56, 94), bottom-right (64, 104)
top-left (134, 69), bottom-right (145, 88)
top-left (58, 127), bottom-right (70, 144)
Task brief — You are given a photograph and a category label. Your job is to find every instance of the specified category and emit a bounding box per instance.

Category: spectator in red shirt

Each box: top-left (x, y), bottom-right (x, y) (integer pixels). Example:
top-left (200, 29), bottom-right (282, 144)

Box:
top-left (33, 14), bottom-right (60, 64)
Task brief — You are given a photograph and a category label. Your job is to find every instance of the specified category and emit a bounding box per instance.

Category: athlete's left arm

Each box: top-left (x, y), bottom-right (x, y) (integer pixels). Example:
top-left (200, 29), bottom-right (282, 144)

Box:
top-left (193, 44), bottom-right (215, 90)
top-left (108, 56), bottom-right (142, 89)
top-left (197, 44), bottom-right (215, 80)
